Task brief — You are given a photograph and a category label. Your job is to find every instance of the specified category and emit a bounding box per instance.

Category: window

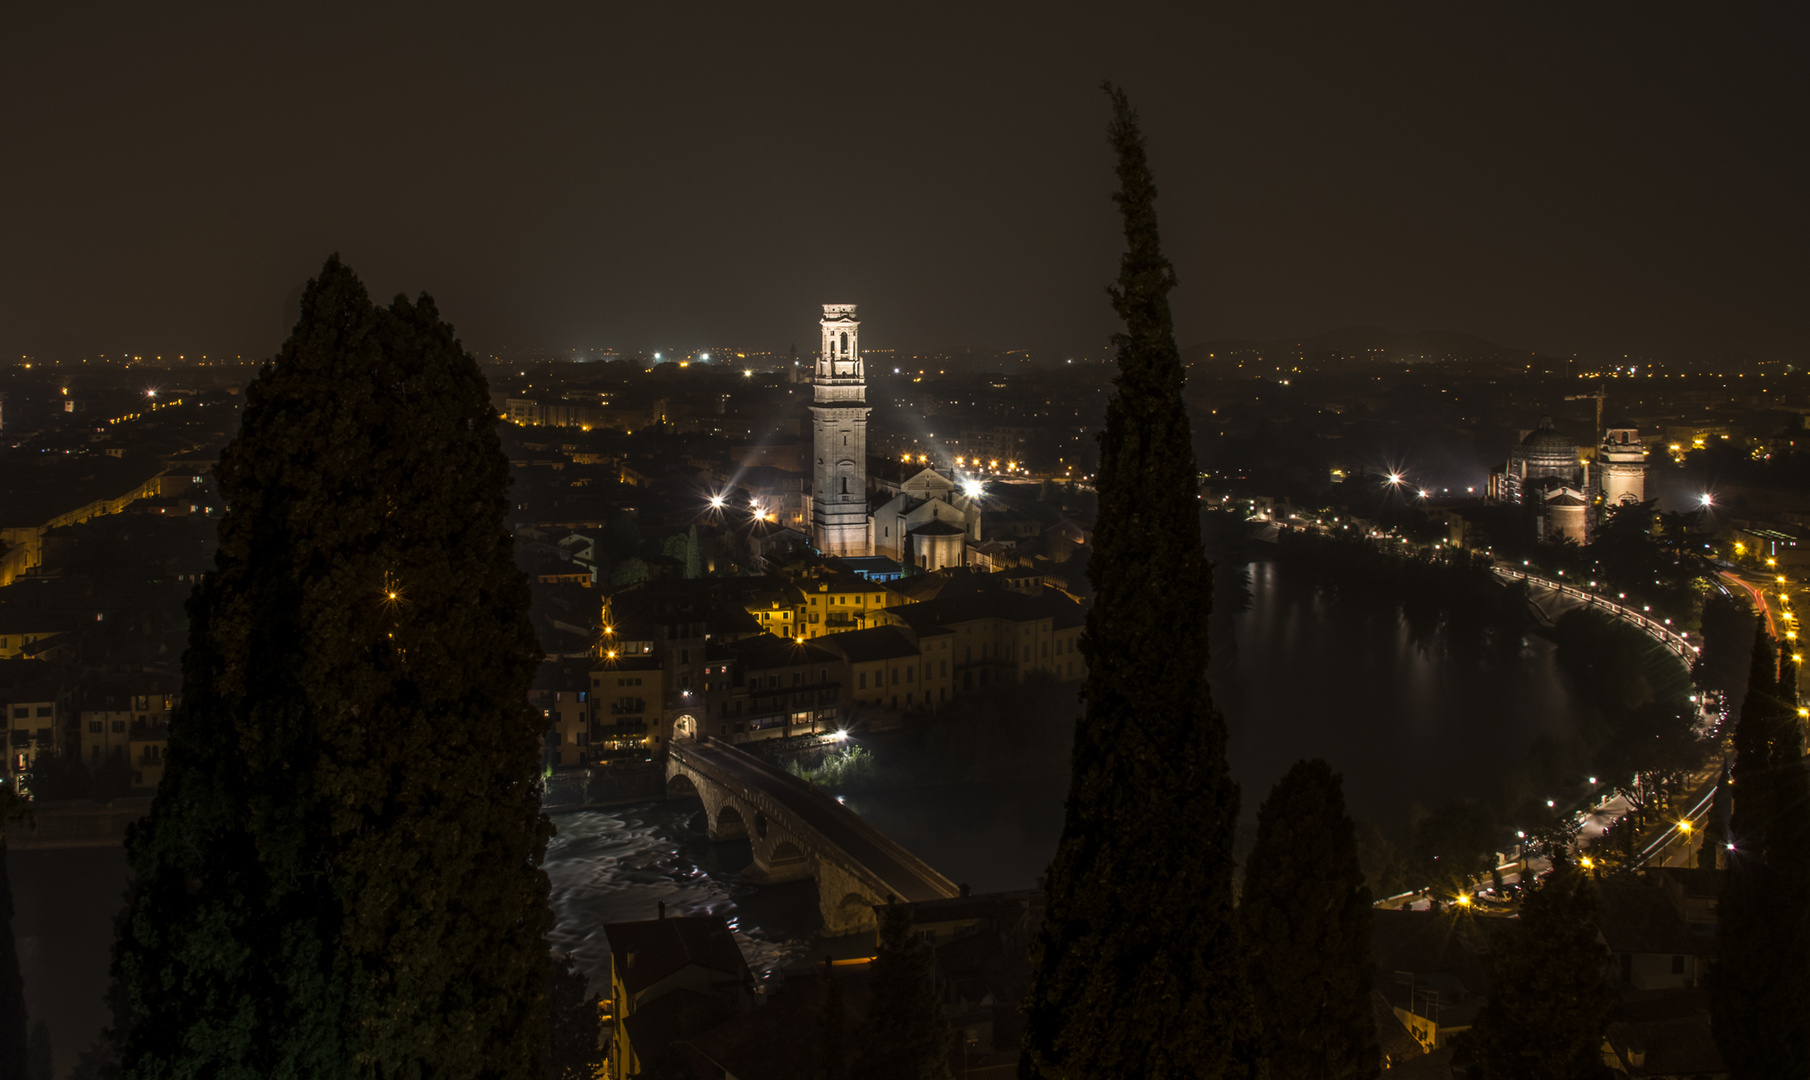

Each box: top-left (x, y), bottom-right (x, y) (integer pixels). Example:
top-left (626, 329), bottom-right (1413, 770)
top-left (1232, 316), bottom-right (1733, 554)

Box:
top-left (1671, 955), bottom-right (1686, 974)
top-left (89, 720), bottom-right (103, 733)
top-left (891, 668), bottom-right (899, 685)
top-left (112, 720), bottom-right (126, 733)
top-left (10, 709), bottom-right (24, 720)
top-left (859, 672), bottom-right (867, 690)
top-left (940, 661), bottom-right (947, 676)
top-left (906, 667), bottom-right (914, 683)
top-left (36, 706), bottom-right (51, 718)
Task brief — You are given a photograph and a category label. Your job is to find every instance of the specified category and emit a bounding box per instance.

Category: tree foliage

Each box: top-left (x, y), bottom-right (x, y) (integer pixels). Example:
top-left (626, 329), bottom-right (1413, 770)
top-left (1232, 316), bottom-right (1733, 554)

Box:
top-left (1457, 862), bottom-right (1615, 1079)
top-left (1021, 85), bottom-right (1252, 1079)
top-left (1592, 699), bottom-right (1707, 826)
top-left (1240, 760), bottom-right (1379, 1079)
top-left (545, 954), bottom-right (596, 1080)
top-left (114, 256), bottom-right (551, 1079)
top-left (0, 780), bottom-right (32, 1080)
top-left (1711, 630), bottom-right (1810, 1077)
top-left (851, 905), bottom-right (951, 1080)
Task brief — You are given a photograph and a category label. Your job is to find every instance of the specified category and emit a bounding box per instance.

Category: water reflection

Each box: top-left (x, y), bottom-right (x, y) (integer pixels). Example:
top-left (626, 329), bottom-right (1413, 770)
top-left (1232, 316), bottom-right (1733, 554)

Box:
top-left (1220, 559), bottom-right (1591, 831)
top-left (541, 557), bottom-right (1600, 976)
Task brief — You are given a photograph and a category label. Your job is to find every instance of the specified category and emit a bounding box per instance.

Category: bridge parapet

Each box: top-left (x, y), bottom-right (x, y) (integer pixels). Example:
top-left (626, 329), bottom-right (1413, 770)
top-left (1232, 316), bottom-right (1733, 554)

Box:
top-left (667, 738), bottom-right (957, 935)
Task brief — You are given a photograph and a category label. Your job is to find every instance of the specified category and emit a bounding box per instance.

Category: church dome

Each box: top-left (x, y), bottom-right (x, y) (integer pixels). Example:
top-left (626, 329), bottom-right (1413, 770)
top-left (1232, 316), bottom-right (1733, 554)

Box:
top-left (1520, 417), bottom-right (1577, 469)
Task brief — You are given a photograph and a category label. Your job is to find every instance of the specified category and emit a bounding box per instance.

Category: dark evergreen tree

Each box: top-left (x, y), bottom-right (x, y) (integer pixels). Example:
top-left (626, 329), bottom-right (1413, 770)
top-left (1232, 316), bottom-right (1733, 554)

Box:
top-left (819, 957), bottom-right (847, 1080)
top-left (545, 953), bottom-right (596, 1080)
top-left (25, 1023), bottom-right (48, 1080)
top-left (1712, 631), bottom-right (1810, 1077)
top-left (1456, 862), bottom-right (1614, 1079)
top-left (0, 782), bottom-right (30, 1080)
top-left (851, 905), bottom-right (951, 1080)
top-left (1698, 759), bottom-right (1730, 869)
top-left (115, 256), bottom-right (551, 1079)
top-left (1021, 86), bottom-right (1251, 1079)
top-left (1240, 759), bottom-right (1379, 1079)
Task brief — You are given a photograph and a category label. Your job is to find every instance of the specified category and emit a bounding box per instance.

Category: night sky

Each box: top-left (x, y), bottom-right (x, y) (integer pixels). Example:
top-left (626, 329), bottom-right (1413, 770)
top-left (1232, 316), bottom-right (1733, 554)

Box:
top-left (4, 3), bottom-right (1804, 364)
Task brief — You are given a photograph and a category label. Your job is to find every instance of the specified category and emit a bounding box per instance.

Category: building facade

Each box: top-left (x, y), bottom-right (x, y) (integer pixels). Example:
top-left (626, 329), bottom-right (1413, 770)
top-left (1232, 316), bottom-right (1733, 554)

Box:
top-left (809, 304), bottom-right (871, 557)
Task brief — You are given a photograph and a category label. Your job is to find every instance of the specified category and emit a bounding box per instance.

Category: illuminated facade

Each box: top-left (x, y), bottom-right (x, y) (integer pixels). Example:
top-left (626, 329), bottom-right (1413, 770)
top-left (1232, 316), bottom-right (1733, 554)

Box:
top-left (1599, 427), bottom-right (1648, 507)
top-left (809, 304), bottom-right (872, 556)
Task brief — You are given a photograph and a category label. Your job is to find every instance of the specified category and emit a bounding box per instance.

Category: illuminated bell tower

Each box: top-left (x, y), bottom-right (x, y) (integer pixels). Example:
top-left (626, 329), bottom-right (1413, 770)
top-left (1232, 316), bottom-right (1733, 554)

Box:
top-left (810, 303), bottom-right (871, 556)
top-left (1600, 428), bottom-right (1648, 508)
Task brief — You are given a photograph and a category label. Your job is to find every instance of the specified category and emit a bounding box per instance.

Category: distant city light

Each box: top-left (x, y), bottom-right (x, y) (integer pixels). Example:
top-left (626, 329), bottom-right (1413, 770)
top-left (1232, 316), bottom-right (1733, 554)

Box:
top-left (1387, 473), bottom-right (1402, 484)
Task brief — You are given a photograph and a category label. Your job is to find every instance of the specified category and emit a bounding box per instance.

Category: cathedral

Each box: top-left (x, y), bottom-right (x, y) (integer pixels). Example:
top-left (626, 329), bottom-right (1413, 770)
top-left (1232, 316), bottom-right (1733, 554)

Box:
top-left (806, 304), bottom-right (980, 570)
top-left (1487, 416), bottom-right (1648, 543)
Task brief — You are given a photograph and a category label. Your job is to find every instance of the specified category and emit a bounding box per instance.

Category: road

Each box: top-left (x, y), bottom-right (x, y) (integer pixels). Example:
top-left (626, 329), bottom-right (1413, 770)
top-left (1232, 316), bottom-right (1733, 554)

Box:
top-left (1721, 570), bottom-right (1778, 639)
top-left (676, 739), bottom-right (958, 904)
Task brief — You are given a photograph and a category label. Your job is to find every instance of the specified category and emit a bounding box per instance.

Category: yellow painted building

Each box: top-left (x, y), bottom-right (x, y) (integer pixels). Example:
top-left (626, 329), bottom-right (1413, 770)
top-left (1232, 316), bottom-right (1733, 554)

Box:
top-left (590, 658), bottom-right (665, 760)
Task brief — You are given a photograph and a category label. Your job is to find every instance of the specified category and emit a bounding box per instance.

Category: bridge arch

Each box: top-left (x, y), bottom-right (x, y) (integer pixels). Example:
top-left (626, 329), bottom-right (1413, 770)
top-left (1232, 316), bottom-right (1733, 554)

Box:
top-left (713, 803), bottom-right (749, 841)
top-left (666, 739), bottom-right (957, 935)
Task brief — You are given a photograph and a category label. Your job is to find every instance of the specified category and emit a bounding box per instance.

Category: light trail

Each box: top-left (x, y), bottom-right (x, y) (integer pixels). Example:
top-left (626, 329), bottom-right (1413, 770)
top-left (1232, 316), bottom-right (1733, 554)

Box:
top-left (1721, 570), bottom-right (1777, 639)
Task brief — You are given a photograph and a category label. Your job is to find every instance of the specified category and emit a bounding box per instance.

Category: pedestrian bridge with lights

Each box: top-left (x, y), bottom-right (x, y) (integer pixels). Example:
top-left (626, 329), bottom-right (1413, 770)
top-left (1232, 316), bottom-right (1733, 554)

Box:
top-left (666, 737), bottom-right (959, 935)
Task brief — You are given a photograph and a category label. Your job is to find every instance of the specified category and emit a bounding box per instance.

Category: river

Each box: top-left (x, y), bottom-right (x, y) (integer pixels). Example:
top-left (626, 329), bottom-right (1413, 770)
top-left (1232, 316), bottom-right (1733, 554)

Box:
top-left (544, 556), bottom-right (1601, 986)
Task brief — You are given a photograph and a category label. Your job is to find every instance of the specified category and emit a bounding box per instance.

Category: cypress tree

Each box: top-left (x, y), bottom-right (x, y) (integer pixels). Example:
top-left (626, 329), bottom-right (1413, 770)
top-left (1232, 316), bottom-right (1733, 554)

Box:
top-left (25, 1023), bottom-right (48, 1080)
top-left (1021, 86), bottom-right (1250, 1079)
top-left (544, 954), bottom-right (596, 1080)
top-left (115, 256), bottom-right (551, 1079)
top-left (1698, 759), bottom-right (1730, 869)
top-left (1240, 759), bottom-right (1379, 1079)
top-left (0, 784), bottom-right (31, 1080)
top-left (1457, 862), bottom-right (1614, 1079)
top-left (851, 905), bottom-right (952, 1080)
top-left (1712, 631), bottom-right (1810, 1077)
top-left (819, 957), bottom-right (847, 1080)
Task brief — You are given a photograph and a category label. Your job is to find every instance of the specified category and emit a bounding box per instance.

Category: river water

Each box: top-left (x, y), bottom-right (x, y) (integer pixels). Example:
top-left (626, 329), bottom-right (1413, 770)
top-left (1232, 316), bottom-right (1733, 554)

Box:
top-left (543, 557), bottom-right (1600, 984)
top-left (18, 557), bottom-right (1603, 1065)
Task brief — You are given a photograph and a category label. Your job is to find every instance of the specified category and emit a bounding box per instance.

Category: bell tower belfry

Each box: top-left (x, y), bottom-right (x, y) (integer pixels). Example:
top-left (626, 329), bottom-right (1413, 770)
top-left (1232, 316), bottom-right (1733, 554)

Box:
top-left (810, 304), bottom-right (871, 556)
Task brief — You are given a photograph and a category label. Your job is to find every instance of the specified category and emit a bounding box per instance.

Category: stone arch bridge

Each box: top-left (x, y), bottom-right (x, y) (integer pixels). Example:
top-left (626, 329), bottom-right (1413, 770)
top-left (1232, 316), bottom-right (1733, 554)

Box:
top-left (667, 737), bottom-right (959, 935)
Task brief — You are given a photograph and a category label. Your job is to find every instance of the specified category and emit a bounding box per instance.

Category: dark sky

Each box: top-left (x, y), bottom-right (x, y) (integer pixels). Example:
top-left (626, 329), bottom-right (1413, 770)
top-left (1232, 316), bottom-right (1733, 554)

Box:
top-left (5, 3), bottom-right (1805, 364)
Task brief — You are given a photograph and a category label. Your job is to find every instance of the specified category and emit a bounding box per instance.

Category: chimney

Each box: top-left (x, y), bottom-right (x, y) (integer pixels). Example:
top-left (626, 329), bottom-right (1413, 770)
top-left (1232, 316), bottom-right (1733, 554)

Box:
top-left (658, 900), bottom-right (667, 920)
